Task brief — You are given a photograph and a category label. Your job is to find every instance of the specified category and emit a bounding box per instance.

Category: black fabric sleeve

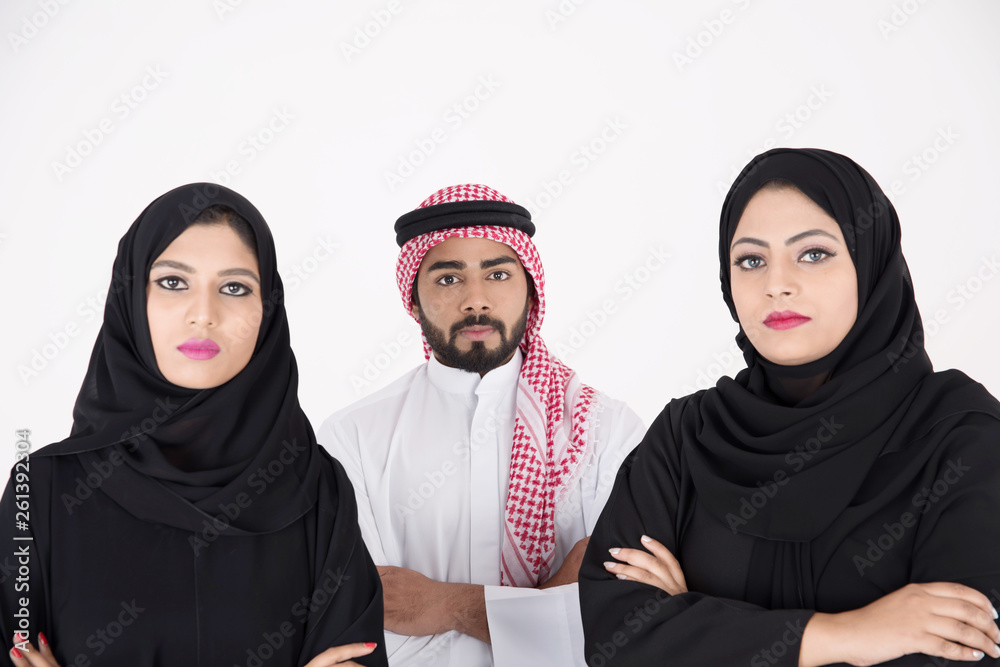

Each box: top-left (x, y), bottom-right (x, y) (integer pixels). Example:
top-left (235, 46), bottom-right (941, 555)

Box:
top-left (578, 404), bottom-right (814, 666)
top-left (881, 414), bottom-right (1000, 666)
top-left (297, 454), bottom-right (388, 667)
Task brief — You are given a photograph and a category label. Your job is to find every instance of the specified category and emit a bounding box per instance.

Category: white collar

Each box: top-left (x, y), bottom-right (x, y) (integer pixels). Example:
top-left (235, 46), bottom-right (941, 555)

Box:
top-left (426, 347), bottom-right (523, 396)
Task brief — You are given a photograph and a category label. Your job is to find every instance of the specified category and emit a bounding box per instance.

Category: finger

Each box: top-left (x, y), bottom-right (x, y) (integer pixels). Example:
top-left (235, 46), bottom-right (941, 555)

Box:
top-left (925, 614), bottom-right (1000, 660)
top-left (610, 547), bottom-right (672, 583)
top-left (926, 593), bottom-right (1000, 643)
top-left (603, 559), bottom-right (682, 595)
top-left (920, 581), bottom-right (999, 621)
top-left (36, 635), bottom-right (56, 664)
top-left (927, 597), bottom-right (1000, 646)
top-left (305, 642), bottom-right (378, 666)
top-left (639, 535), bottom-right (687, 591)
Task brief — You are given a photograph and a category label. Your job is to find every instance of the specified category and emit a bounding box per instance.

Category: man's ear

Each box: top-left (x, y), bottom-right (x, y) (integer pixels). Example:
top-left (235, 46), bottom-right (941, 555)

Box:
top-left (410, 283), bottom-right (420, 322)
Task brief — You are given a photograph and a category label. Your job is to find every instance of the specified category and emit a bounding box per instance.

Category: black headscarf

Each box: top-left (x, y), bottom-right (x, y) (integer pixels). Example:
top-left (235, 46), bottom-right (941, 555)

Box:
top-left (35, 182), bottom-right (321, 534)
top-left (683, 148), bottom-right (999, 551)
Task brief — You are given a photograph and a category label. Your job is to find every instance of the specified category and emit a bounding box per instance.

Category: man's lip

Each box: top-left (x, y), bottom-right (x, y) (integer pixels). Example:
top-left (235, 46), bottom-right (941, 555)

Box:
top-left (763, 311), bottom-right (811, 330)
top-left (458, 326), bottom-right (496, 340)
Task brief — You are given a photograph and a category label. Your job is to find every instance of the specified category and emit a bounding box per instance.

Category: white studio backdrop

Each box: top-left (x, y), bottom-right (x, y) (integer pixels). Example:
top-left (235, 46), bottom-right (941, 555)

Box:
top-left (1, 0), bottom-right (998, 469)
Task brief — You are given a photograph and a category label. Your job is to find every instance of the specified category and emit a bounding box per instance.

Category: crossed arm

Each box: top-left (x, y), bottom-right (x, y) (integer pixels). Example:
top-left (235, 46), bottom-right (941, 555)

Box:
top-left (377, 536), bottom-right (591, 645)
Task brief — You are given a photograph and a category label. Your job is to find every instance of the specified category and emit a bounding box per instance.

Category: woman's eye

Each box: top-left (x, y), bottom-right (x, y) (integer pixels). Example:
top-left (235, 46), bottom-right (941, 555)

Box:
top-left (734, 255), bottom-right (764, 271)
top-left (222, 282), bottom-right (252, 296)
top-left (155, 276), bottom-right (187, 290)
top-left (801, 248), bottom-right (832, 263)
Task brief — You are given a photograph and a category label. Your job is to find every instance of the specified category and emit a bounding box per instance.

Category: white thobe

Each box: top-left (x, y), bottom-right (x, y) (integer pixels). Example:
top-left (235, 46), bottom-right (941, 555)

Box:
top-left (318, 350), bottom-right (645, 666)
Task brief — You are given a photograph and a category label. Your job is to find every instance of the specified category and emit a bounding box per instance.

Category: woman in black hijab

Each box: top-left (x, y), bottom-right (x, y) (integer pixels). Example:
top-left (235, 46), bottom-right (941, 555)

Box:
top-left (0, 183), bottom-right (387, 666)
top-left (579, 148), bottom-right (1000, 666)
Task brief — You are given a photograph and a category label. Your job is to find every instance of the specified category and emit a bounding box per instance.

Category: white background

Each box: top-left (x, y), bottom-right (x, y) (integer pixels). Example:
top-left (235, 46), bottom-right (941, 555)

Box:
top-left (2, 0), bottom-right (999, 468)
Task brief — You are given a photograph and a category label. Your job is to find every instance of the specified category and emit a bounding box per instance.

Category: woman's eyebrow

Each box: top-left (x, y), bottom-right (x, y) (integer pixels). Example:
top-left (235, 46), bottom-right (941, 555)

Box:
top-left (150, 259), bottom-right (194, 272)
top-left (218, 268), bottom-right (260, 284)
top-left (731, 229), bottom-right (839, 251)
top-left (784, 229), bottom-right (839, 245)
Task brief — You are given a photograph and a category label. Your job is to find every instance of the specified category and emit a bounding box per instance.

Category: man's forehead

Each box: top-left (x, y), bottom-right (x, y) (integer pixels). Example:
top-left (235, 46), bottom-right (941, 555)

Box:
top-left (418, 236), bottom-right (522, 269)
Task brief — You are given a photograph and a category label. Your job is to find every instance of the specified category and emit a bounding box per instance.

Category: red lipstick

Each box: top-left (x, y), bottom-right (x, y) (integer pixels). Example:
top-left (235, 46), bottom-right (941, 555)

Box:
top-left (178, 338), bottom-right (220, 360)
top-left (763, 311), bottom-right (811, 330)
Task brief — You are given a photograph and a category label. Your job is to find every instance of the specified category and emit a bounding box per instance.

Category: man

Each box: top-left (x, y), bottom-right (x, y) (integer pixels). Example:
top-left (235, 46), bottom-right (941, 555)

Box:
top-left (319, 184), bottom-right (644, 665)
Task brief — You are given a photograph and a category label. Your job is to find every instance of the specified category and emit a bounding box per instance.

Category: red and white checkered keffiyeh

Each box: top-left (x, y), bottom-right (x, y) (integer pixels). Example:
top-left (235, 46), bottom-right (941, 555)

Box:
top-left (396, 184), bottom-right (597, 587)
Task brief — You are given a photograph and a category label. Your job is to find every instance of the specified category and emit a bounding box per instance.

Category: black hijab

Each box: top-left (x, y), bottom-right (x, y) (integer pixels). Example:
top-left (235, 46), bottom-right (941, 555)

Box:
top-left (36, 182), bottom-right (321, 535)
top-left (683, 148), bottom-right (999, 552)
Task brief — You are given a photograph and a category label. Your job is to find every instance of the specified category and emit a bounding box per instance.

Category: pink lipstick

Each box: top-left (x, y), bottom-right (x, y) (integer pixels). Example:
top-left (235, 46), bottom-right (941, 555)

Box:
top-left (763, 311), bottom-right (811, 330)
top-left (177, 338), bottom-right (220, 360)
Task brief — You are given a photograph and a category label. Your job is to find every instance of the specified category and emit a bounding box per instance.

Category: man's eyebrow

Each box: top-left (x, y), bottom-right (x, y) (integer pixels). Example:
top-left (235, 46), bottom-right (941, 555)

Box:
top-left (481, 256), bottom-right (518, 270)
top-left (427, 260), bottom-right (466, 272)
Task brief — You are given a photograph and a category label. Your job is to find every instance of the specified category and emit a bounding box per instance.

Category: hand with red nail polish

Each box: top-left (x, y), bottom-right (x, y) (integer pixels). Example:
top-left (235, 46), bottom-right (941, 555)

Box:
top-left (8, 631), bottom-right (60, 666)
top-left (301, 641), bottom-right (379, 666)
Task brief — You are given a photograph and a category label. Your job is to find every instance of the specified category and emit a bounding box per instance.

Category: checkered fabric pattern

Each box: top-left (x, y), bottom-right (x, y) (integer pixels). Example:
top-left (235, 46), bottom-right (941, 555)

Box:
top-left (396, 184), bottom-right (597, 587)
top-left (417, 183), bottom-right (514, 208)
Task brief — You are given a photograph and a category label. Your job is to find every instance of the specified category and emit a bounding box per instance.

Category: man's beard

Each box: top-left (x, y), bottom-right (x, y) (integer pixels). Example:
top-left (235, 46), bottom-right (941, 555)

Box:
top-left (417, 301), bottom-right (530, 375)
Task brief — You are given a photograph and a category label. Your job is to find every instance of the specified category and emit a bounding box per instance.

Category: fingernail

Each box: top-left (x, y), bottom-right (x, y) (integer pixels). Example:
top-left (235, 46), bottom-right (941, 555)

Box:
top-left (38, 632), bottom-right (47, 646)
top-left (616, 574), bottom-right (627, 580)
top-left (608, 547), bottom-right (620, 556)
top-left (12, 632), bottom-right (24, 643)
top-left (10, 648), bottom-right (22, 659)
top-left (364, 642), bottom-right (377, 649)
top-left (603, 561), bottom-right (616, 570)
top-left (992, 606), bottom-right (999, 620)
top-left (641, 534), bottom-right (652, 543)
top-left (972, 650), bottom-right (983, 660)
